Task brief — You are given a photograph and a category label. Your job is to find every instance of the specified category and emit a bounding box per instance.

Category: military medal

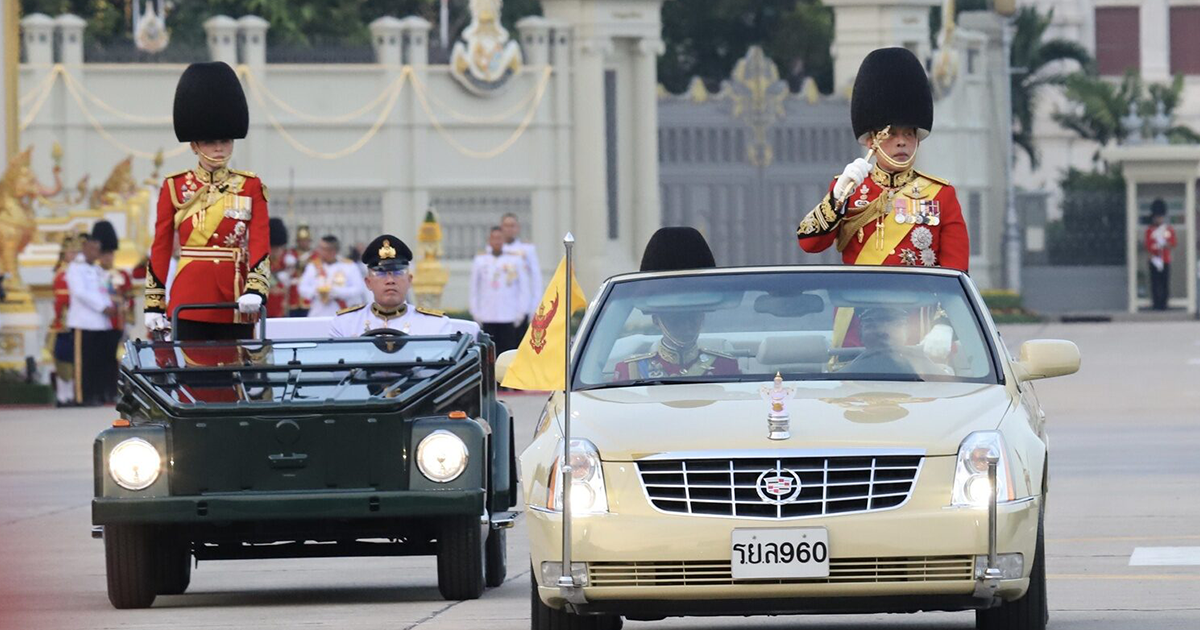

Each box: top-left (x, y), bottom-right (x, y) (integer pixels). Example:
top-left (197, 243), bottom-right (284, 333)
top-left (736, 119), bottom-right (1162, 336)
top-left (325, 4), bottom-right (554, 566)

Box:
top-left (893, 197), bottom-right (908, 224)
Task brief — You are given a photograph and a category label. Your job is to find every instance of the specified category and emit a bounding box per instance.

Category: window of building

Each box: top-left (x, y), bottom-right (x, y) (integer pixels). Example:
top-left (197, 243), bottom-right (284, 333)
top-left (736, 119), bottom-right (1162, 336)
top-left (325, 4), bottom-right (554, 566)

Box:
top-left (1170, 7), bottom-right (1200, 75)
top-left (1094, 6), bottom-right (1140, 76)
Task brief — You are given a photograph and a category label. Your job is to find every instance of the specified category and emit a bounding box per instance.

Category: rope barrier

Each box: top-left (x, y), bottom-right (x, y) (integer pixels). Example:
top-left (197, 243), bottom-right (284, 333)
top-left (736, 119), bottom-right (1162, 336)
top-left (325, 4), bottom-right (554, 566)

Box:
top-left (61, 73), bottom-right (188, 160)
top-left (19, 66), bottom-right (62, 130)
top-left (408, 66), bottom-right (551, 160)
top-left (19, 67), bottom-right (58, 108)
top-left (61, 69), bottom-right (173, 124)
top-left (416, 66), bottom-right (551, 124)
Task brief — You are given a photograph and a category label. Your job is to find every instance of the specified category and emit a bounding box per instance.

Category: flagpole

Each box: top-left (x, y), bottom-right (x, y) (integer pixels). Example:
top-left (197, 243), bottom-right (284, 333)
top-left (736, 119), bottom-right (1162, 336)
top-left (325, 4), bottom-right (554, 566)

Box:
top-left (558, 232), bottom-right (576, 591)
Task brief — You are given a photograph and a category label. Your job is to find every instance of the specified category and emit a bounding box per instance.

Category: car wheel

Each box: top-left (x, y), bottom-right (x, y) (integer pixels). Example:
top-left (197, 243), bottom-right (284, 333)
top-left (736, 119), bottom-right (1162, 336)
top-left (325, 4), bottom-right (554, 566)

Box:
top-left (530, 572), bottom-right (622, 630)
top-left (156, 528), bottom-right (192, 596)
top-left (976, 515), bottom-right (1048, 630)
top-left (436, 515), bottom-right (485, 600)
top-left (104, 524), bottom-right (157, 609)
top-left (485, 527), bottom-right (508, 587)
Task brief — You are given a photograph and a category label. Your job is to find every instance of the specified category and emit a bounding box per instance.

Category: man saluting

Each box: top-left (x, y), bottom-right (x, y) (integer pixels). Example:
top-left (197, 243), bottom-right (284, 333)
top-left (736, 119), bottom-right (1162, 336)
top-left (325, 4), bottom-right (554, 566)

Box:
top-left (796, 47), bottom-right (968, 272)
top-left (330, 234), bottom-right (453, 337)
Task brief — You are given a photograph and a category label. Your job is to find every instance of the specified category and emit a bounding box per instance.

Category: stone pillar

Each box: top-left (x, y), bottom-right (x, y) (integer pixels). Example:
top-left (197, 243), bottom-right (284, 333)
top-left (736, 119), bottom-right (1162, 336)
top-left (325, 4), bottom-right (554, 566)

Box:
top-left (824, 0), bottom-right (940, 95)
top-left (632, 37), bottom-right (664, 259)
top-left (517, 16), bottom-right (552, 67)
top-left (398, 17), bottom-right (431, 66)
top-left (20, 13), bottom-right (55, 66)
top-left (237, 15), bottom-right (270, 69)
top-left (1, 0), bottom-right (13, 160)
top-left (204, 15), bottom-right (239, 66)
top-left (549, 22), bottom-right (573, 275)
top-left (370, 16), bottom-right (404, 66)
top-left (55, 14), bottom-right (86, 66)
top-left (1140, 0), bottom-right (1170, 82)
top-left (567, 34), bottom-right (612, 291)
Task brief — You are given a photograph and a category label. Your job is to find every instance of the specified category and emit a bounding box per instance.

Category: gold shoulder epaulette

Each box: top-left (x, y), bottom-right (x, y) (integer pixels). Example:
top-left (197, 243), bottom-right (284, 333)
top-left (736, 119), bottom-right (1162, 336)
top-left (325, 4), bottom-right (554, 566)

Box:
top-left (229, 168), bottom-right (257, 179)
top-left (337, 304), bottom-right (365, 315)
top-left (164, 168), bottom-right (190, 180)
top-left (416, 306), bottom-right (446, 317)
top-left (703, 348), bottom-right (734, 359)
top-left (621, 351), bottom-right (656, 363)
top-left (915, 170), bottom-right (950, 186)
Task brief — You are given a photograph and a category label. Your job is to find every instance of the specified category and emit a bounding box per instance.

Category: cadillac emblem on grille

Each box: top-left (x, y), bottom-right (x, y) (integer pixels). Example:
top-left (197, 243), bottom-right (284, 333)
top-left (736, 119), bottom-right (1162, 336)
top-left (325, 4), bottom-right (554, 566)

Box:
top-left (756, 467), bottom-right (802, 505)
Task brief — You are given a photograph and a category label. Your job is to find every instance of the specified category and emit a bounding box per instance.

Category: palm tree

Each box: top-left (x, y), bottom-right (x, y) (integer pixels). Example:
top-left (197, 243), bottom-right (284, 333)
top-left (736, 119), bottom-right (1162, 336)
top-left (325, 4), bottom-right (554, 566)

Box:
top-left (1053, 70), bottom-right (1200, 160)
top-left (1009, 6), bottom-right (1092, 169)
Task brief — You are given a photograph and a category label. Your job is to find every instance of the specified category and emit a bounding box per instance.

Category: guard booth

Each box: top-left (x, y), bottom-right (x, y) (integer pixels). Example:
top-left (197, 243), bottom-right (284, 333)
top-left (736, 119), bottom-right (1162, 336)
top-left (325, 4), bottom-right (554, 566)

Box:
top-left (1102, 145), bottom-right (1200, 315)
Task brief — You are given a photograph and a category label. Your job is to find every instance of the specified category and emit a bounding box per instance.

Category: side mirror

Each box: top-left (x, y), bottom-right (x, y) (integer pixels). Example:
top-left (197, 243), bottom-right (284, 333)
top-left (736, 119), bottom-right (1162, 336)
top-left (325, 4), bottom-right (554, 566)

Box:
top-left (495, 349), bottom-right (518, 385)
top-left (1012, 340), bottom-right (1080, 382)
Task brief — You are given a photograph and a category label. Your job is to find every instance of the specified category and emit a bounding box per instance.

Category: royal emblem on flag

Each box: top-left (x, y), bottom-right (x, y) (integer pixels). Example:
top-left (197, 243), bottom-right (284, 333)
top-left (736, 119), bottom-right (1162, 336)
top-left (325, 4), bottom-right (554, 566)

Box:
top-left (528, 291), bottom-right (559, 354)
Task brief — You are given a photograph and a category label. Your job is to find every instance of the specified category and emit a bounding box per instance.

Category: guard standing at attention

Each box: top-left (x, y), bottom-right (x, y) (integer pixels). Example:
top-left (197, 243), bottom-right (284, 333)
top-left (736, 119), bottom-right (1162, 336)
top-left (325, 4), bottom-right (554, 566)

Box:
top-left (66, 228), bottom-right (114, 405)
top-left (330, 235), bottom-right (453, 337)
top-left (470, 226), bottom-right (529, 353)
top-left (795, 47), bottom-right (969, 273)
top-left (143, 61), bottom-right (271, 341)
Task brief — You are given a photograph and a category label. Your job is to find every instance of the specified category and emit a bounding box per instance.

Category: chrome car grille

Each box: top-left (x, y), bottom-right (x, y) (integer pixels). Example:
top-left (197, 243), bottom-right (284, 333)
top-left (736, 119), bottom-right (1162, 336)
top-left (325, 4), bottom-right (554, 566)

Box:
top-left (636, 455), bottom-right (922, 519)
top-left (588, 556), bottom-right (974, 587)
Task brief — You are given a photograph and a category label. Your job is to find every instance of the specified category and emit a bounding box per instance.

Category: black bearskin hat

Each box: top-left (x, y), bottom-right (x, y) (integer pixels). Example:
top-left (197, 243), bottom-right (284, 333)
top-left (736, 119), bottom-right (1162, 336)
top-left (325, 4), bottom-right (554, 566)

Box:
top-left (640, 227), bottom-right (716, 272)
top-left (269, 217), bottom-right (289, 247)
top-left (851, 47), bottom-right (934, 142)
top-left (173, 62), bottom-right (249, 143)
top-left (91, 220), bottom-right (119, 253)
top-left (1149, 198), bottom-right (1167, 218)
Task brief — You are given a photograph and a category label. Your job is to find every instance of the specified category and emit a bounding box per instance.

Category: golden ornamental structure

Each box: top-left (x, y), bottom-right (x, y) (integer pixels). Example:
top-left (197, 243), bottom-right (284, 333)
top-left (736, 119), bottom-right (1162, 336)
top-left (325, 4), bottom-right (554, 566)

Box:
top-left (412, 209), bottom-right (450, 310)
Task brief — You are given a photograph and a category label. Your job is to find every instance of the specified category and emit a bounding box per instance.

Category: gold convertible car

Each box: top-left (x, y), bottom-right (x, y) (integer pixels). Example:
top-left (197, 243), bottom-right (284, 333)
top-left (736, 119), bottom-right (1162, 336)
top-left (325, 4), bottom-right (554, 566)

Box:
top-left (509, 266), bottom-right (1079, 630)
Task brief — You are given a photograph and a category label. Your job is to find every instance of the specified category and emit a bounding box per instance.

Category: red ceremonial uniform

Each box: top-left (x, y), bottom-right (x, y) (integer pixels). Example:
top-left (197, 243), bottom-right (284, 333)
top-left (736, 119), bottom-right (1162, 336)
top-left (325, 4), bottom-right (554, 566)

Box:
top-left (266, 253), bottom-right (291, 317)
top-left (108, 268), bottom-right (135, 330)
top-left (144, 167), bottom-right (271, 324)
top-left (50, 268), bottom-right (70, 334)
top-left (796, 166), bottom-right (969, 272)
top-left (1145, 224), bottom-right (1177, 264)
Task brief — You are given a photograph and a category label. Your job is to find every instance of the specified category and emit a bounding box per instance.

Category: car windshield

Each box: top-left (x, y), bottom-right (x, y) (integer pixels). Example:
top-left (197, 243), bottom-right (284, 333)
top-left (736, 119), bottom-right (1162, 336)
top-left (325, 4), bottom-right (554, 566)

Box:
top-left (124, 336), bottom-right (469, 406)
top-left (573, 270), bottom-right (998, 390)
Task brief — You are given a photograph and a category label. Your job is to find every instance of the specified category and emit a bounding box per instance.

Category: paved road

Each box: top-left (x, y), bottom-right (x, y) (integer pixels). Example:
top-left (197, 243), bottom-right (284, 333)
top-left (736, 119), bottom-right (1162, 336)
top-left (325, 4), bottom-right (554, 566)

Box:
top-left (1, 321), bottom-right (1198, 629)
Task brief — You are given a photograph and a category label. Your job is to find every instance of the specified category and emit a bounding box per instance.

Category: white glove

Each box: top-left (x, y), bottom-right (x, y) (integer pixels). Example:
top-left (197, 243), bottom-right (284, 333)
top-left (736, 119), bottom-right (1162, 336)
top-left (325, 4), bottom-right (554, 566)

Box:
top-left (832, 158), bottom-right (872, 205)
top-left (237, 293), bottom-right (264, 314)
top-left (144, 312), bottom-right (169, 331)
top-left (921, 323), bottom-right (954, 362)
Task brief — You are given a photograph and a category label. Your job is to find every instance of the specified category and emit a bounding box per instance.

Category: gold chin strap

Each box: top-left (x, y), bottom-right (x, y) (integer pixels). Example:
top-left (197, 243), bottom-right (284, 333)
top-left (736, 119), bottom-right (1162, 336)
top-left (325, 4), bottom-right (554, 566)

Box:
top-left (196, 148), bottom-right (231, 166)
top-left (871, 127), bottom-right (918, 171)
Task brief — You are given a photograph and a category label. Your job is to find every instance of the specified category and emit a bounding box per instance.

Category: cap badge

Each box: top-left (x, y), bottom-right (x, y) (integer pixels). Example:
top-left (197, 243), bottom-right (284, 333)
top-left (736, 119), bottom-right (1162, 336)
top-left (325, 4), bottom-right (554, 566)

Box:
top-left (379, 239), bottom-right (397, 260)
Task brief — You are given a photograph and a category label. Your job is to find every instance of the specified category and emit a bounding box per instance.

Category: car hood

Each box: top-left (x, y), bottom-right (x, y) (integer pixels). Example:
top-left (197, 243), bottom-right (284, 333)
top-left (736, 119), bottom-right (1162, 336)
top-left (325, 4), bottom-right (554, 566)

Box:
top-left (561, 381), bottom-right (1013, 460)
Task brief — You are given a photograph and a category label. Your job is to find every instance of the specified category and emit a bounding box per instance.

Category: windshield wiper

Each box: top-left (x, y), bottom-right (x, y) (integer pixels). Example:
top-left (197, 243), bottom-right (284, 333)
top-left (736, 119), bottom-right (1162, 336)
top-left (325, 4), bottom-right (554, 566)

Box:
top-left (576, 375), bottom-right (747, 391)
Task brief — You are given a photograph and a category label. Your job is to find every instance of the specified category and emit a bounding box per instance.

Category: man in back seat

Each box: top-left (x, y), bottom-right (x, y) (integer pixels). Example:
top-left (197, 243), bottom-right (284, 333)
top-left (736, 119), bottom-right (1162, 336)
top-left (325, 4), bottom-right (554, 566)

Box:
top-left (614, 228), bottom-right (739, 381)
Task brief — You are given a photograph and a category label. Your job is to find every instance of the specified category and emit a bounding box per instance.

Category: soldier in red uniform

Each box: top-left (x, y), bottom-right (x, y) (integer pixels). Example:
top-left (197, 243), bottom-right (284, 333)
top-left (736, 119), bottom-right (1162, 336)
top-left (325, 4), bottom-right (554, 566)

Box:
top-left (796, 47), bottom-right (969, 273)
top-left (49, 234), bottom-right (82, 406)
top-left (795, 48), bottom-right (965, 359)
top-left (143, 62), bottom-right (270, 341)
top-left (614, 227), bottom-right (739, 381)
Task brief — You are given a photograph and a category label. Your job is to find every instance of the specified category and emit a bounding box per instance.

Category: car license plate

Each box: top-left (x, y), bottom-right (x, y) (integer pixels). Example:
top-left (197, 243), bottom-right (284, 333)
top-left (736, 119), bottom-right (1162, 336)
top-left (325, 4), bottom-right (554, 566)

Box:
top-left (731, 527), bottom-right (829, 580)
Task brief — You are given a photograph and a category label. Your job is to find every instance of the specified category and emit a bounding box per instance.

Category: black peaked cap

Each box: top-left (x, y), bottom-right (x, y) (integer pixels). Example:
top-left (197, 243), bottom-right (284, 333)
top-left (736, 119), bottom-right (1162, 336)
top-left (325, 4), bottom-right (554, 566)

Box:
top-left (362, 234), bottom-right (413, 270)
top-left (851, 47), bottom-right (934, 142)
top-left (640, 227), bottom-right (716, 272)
top-left (173, 62), bottom-right (249, 142)
top-left (91, 220), bottom-right (119, 253)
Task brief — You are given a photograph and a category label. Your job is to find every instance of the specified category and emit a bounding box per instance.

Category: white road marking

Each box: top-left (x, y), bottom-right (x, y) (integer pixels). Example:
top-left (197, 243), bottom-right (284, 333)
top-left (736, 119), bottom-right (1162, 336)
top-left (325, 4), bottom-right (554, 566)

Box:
top-left (1130, 547), bottom-right (1200, 566)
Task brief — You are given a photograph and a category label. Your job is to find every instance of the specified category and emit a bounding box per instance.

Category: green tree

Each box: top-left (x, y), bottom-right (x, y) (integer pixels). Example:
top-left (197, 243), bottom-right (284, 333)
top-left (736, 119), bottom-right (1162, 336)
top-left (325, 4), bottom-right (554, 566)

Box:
top-left (1053, 70), bottom-right (1200, 161)
top-left (658, 0), bottom-right (833, 94)
top-left (1009, 7), bottom-right (1092, 169)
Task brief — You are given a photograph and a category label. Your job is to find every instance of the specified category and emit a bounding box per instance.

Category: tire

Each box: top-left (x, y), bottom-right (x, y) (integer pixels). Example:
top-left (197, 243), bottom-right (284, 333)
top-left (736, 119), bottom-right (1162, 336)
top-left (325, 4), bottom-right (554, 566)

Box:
top-left (104, 524), bottom-right (157, 609)
top-left (156, 528), bottom-right (192, 596)
top-left (530, 572), bottom-right (622, 630)
top-left (976, 515), bottom-right (1048, 630)
top-left (485, 527), bottom-right (508, 587)
top-left (437, 515), bottom-right (485, 600)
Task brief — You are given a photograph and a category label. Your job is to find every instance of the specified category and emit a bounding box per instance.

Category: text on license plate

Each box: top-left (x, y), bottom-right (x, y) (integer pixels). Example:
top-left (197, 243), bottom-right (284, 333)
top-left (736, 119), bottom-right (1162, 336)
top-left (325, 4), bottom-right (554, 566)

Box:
top-left (731, 527), bottom-right (829, 580)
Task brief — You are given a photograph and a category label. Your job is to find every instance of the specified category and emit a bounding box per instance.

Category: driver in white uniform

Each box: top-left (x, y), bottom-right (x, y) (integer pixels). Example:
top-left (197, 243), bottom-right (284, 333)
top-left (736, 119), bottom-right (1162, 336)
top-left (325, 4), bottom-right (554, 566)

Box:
top-left (329, 234), bottom-right (453, 337)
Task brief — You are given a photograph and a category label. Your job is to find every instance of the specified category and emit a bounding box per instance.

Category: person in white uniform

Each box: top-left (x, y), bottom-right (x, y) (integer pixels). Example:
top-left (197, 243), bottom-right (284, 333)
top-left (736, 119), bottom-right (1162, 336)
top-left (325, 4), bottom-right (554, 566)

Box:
top-left (298, 234), bottom-right (368, 318)
top-left (500, 213), bottom-right (542, 338)
top-left (330, 234), bottom-right (453, 337)
top-left (470, 226), bottom-right (529, 353)
top-left (66, 228), bottom-right (115, 406)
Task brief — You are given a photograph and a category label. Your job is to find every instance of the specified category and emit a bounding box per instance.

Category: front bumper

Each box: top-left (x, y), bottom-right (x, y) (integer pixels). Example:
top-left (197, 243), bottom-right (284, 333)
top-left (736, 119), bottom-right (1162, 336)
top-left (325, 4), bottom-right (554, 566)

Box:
top-left (528, 458), bottom-right (1041, 615)
top-left (93, 489), bottom-right (484, 525)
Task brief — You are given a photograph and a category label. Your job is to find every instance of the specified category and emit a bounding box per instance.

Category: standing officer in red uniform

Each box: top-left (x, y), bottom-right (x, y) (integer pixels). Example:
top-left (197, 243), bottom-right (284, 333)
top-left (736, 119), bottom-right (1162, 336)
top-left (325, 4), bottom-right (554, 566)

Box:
top-left (796, 47), bottom-right (969, 273)
top-left (266, 217), bottom-right (291, 317)
top-left (49, 233), bottom-right (82, 406)
top-left (143, 62), bottom-right (270, 341)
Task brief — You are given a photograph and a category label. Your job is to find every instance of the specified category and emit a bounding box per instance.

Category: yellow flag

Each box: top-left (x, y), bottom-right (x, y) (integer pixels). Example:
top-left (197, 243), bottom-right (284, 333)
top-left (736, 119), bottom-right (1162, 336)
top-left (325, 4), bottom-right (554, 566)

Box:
top-left (501, 256), bottom-right (587, 391)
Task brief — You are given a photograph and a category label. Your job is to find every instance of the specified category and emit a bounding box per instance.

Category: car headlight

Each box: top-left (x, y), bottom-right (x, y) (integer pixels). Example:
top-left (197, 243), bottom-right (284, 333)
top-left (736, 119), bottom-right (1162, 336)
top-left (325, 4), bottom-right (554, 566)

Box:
top-left (951, 431), bottom-right (1015, 507)
top-left (547, 439), bottom-right (608, 515)
top-left (108, 438), bottom-right (162, 491)
top-left (417, 430), bottom-right (469, 483)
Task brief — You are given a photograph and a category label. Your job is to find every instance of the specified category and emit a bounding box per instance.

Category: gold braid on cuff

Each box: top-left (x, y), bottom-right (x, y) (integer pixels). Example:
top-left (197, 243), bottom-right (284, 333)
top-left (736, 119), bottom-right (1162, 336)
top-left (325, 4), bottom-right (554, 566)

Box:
top-left (796, 194), bottom-right (841, 237)
top-left (144, 263), bottom-right (166, 312)
top-left (244, 256), bottom-right (271, 297)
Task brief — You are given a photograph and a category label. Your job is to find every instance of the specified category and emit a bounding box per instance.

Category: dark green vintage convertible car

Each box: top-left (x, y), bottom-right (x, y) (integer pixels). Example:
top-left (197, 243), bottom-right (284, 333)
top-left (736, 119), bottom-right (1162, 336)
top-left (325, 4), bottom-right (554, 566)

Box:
top-left (93, 310), bottom-right (517, 609)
